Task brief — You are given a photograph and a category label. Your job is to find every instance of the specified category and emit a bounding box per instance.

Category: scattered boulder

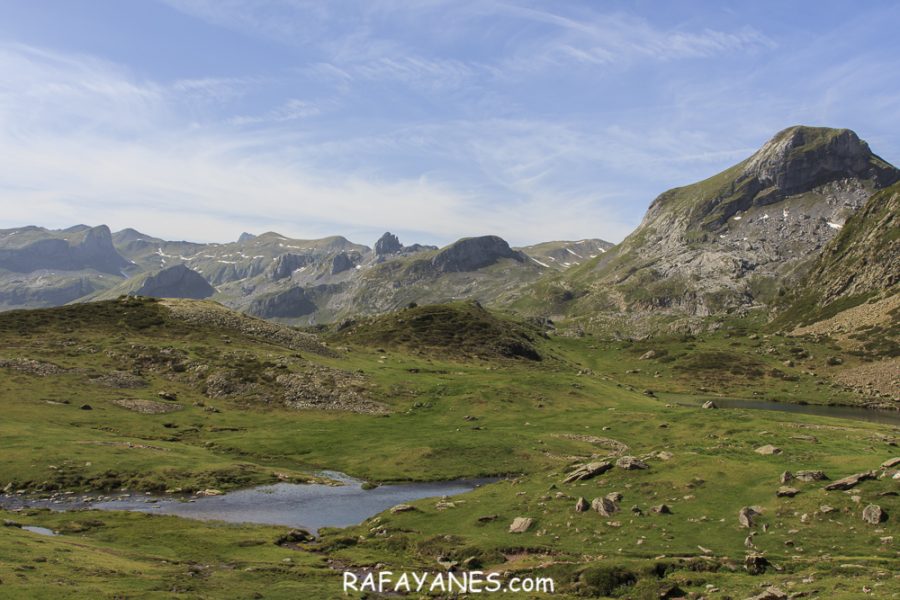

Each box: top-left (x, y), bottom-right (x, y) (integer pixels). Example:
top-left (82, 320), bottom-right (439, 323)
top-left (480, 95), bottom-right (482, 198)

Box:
top-left (275, 529), bottom-right (314, 545)
top-left (702, 400), bottom-right (718, 409)
top-left (615, 456), bottom-right (649, 470)
top-left (79, 404), bottom-right (92, 410)
top-left (655, 451), bottom-right (674, 461)
top-left (477, 515), bottom-right (498, 523)
top-left (196, 489), bottom-right (223, 497)
top-left (739, 506), bottom-right (760, 528)
top-left (574, 497), bottom-right (590, 513)
top-left (862, 504), bottom-right (886, 525)
top-left (591, 496), bottom-right (619, 517)
top-left (776, 486), bottom-right (800, 498)
top-left (780, 471), bottom-right (793, 484)
top-left (743, 552), bottom-right (770, 575)
top-left (819, 505), bottom-right (836, 514)
top-left (563, 461), bottom-right (613, 483)
top-left (508, 517), bottom-right (533, 533)
top-left (390, 504), bottom-right (416, 514)
top-left (605, 491), bottom-right (623, 503)
top-left (745, 586), bottom-right (787, 600)
top-left (158, 391), bottom-right (178, 401)
top-left (881, 457), bottom-right (900, 469)
top-left (795, 470), bottom-right (828, 482)
top-left (639, 350), bottom-right (658, 360)
top-left (825, 471), bottom-right (876, 490)
top-left (651, 504), bottom-right (672, 514)
top-left (755, 444), bottom-right (782, 455)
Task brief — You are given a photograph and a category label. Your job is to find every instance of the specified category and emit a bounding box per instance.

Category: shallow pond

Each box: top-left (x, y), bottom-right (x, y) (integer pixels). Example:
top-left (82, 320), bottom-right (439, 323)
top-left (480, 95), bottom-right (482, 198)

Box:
top-left (678, 397), bottom-right (900, 426)
top-left (2, 472), bottom-right (497, 534)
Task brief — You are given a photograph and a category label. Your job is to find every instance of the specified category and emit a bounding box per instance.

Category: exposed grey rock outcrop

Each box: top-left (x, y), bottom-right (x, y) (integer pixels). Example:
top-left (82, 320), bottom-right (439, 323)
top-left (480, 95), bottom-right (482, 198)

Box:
top-left (248, 287), bottom-right (317, 318)
top-left (330, 252), bottom-right (360, 275)
top-left (374, 232), bottom-right (403, 256)
top-left (270, 254), bottom-right (312, 281)
top-left (431, 236), bottom-right (523, 273)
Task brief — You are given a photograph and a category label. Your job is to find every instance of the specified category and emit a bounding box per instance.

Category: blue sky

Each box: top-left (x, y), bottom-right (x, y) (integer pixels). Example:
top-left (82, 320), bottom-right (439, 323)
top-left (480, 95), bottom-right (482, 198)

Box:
top-left (1, 1), bottom-right (898, 247)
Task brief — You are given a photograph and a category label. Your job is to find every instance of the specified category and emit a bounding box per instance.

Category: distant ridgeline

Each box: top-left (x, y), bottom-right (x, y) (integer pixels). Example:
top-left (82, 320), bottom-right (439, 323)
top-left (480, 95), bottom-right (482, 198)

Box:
top-left (1, 126), bottom-right (897, 335)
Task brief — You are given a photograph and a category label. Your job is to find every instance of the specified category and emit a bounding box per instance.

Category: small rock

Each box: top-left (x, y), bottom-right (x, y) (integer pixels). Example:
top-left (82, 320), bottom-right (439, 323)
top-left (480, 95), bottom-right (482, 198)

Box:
top-left (702, 400), bottom-right (718, 409)
top-left (794, 470), bottom-right (828, 482)
top-left (825, 471), bottom-right (876, 491)
top-left (196, 489), bottom-right (223, 497)
top-left (651, 504), bottom-right (672, 514)
top-left (745, 586), bottom-right (787, 599)
top-left (615, 456), bottom-right (649, 470)
top-left (776, 486), bottom-right (800, 498)
top-left (592, 496), bottom-right (619, 517)
top-left (819, 505), bottom-right (836, 514)
top-left (390, 504), bottom-right (416, 514)
top-left (739, 506), bottom-right (760, 528)
top-left (476, 515), bottom-right (498, 523)
top-left (862, 504), bottom-right (886, 525)
top-left (79, 404), bottom-right (93, 410)
top-left (881, 457), bottom-right (900, 469)
top-left (563, 461), bottom-right (613, 483)
top-left (639, 350), bottom-right (657, 360)
top-left (743, 552), bottom-right (770, 575)
top-left (574, 497), bottom-right (590, 513)
top-left (157, 391), bottom-right (178, 401)
top-left (656, 451), bottom-right (674, 461)
top-left (508, 517), bottom-right (533, 533)
top-left (275, 529), bottom-right (313, 545)
top-left (755, 444), bottom-right (782, 455)
top-left (780, 471), bottom-right (793, 484)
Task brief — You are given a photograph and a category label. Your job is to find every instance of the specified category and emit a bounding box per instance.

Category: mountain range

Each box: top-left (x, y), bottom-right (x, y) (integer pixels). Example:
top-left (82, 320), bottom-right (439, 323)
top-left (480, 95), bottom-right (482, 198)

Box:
top-left (1, 125), bottom-right (896, 334)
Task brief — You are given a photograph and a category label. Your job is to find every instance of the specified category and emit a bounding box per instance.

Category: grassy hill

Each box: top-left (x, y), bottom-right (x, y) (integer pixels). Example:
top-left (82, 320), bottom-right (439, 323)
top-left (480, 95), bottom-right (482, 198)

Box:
top-left (331, 301), bottom-right (545, 361)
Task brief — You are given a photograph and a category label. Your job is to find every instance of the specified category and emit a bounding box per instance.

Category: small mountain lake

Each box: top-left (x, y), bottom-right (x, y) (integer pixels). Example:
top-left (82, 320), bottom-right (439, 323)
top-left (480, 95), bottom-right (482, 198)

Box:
top-left (676, 397), bottom-right (900, 426)
top-left (1, 472), bottom-right (497, 534)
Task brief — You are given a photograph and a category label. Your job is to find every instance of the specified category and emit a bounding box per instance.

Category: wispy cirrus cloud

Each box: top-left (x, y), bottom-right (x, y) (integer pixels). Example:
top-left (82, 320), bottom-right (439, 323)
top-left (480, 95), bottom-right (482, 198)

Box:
top-left (1, 1), bottom-right (898, 249)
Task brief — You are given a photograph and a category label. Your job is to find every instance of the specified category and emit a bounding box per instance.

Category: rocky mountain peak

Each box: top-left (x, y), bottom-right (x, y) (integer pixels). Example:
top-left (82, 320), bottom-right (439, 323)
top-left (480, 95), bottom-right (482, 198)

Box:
top-left (431, 235), bottom-right (523, 273)
top-left (740, 126), bottom-right (895, 195)
top-left (374, 232), bottom-right (403, 255)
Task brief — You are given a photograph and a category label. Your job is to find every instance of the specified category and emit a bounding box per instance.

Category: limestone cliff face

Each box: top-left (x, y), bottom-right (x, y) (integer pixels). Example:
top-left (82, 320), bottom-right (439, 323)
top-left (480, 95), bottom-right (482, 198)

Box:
top-left (559, 126), bottom-right (899, 322)
top-left (0, 225), bottom-right (129, 275)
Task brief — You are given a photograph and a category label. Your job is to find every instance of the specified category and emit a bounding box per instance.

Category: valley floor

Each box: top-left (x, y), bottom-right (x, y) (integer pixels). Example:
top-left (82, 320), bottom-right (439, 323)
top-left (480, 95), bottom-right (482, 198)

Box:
top-left (0, 300), bottom-right (897, 598)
